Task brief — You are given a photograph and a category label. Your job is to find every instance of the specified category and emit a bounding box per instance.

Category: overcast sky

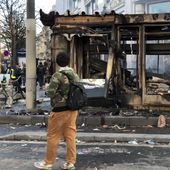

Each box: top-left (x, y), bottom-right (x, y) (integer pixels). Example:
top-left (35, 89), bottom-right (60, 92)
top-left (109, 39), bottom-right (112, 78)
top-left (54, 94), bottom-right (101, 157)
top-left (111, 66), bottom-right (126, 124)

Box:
top-left (35, 0), bottom-right (56, 13)
top-left (34, 0), bottom-right (56, 33)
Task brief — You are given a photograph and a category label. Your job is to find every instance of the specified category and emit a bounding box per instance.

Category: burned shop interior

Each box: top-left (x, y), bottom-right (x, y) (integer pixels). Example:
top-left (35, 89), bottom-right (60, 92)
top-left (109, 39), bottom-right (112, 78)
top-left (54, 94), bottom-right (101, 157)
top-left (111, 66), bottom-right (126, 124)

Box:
top-left (40, 10), bottom-right (170, 111)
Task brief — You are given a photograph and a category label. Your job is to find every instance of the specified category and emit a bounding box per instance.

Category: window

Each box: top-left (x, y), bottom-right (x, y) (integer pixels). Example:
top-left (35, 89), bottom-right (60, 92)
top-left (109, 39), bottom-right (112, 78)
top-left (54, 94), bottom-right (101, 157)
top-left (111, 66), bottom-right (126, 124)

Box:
top-left (86, 3), bottom-right (91, 14)
top-left (73, 0), bottom-right (78, 9)
top-left (146, 55), bottom-right (170, 74)
top-left (92, 0), bottom-right (96, 13)
top-left (86, 0), bottom-right (96, 15)
top-left (148, 1), bottom-right (170, 13)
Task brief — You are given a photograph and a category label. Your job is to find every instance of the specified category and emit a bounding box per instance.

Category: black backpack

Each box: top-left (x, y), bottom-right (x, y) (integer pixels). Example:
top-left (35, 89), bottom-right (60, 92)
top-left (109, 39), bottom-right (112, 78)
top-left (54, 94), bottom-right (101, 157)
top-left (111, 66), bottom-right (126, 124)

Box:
top-left (66, 82), bottom-right (88, 110)
top-left (60, 71), bottom-right (88, 110)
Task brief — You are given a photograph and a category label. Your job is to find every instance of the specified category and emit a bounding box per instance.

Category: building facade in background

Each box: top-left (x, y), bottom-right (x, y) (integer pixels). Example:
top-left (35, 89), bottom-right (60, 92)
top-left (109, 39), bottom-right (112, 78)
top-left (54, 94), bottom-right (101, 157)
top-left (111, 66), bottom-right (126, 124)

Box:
top-left (55, 0), bottom-right (70, 14)
top-left (36, 2), bottom-right (56, 62)
top-left (36, 27), bottom-right (52, 62)
top-left (37, 0), bottom-right (170, 62)
top-left (63, 0), bottom-right (170, 15)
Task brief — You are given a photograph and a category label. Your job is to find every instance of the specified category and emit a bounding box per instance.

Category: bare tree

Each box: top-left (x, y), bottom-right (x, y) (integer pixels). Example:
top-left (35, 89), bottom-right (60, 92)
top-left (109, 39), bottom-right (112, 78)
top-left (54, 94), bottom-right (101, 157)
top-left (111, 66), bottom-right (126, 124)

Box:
top-left (0, 0), bottom-right (26, 65)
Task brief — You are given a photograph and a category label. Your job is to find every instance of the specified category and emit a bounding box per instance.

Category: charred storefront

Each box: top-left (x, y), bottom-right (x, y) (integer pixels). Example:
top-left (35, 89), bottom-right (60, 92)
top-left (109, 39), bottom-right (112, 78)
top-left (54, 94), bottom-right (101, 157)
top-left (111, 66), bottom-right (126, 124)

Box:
top-left (40, 10), bottom-right (170, 111)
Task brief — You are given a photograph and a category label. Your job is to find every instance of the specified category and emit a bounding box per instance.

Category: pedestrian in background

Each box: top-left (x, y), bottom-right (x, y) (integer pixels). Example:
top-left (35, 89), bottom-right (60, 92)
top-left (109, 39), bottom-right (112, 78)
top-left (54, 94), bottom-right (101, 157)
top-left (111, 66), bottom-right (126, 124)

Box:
top-left (15, 64), bottom-right (22, 86)
top-left (6, 64), bottom-right (16, 80)
top-left (37, 62), bottom-right (45, 89)
top-left (21, 63), bottom-right (26, 86)
top-left (1, 62), bottom-right (7, 73)
top-left (34, 52), bottom-right (79, 170)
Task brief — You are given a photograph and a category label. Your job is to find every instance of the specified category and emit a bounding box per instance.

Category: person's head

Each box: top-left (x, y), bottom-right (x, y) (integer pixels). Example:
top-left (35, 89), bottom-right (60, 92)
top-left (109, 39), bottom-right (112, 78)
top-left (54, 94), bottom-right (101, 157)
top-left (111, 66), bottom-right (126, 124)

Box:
top-left (56, 52), bottom-right (69, 67)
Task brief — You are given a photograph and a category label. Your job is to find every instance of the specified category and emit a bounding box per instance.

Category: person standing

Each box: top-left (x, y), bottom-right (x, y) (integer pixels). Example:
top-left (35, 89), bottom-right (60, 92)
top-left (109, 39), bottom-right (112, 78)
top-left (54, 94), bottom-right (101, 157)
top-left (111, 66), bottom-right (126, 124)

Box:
top-left (15, 64), bottom-right (22, 86)
top-left (37, 62), bottom-right (45, 89)
top-left (34, 52), bottom-right (79, 170)
top-left (6, 64), bottom-right (16, 80)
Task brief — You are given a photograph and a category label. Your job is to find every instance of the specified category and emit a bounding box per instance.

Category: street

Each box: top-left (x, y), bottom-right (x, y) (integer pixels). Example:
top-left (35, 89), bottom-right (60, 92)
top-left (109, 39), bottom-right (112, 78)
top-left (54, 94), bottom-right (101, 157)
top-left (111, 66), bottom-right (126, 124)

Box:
top-left (0, 141), bottom-right (170, 170)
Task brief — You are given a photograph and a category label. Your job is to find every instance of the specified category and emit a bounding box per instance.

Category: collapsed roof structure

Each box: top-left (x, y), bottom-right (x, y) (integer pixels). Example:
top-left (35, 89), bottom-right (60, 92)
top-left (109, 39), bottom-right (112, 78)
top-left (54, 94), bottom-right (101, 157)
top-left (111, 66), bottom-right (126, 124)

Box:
top-left (40, 9), bottom-right (170, 111)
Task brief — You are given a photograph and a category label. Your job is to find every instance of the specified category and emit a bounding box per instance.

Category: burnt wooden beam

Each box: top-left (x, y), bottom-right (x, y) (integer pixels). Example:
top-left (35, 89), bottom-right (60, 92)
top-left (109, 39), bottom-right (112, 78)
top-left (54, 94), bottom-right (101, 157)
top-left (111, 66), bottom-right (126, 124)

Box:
top-left (52, 24), bottom-right (96, 34)
top-left (89, 57), bottom-right (107, 72)
top-left (39, 9), bottom-right (56, 27)
top-left (40, 9), bottom-right (170, 28)
top-left (124, 13), bottom-right (170, 24)
top-left (54, 13), bottom-right (170, 27)
top-left (55, 15), bottom-right (116, 27)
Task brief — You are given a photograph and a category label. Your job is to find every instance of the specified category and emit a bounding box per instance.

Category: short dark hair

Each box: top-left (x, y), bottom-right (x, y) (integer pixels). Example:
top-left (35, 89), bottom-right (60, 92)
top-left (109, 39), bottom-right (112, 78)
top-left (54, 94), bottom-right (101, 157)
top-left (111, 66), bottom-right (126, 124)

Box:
top-left (56, 52), bottom-right (70, 67)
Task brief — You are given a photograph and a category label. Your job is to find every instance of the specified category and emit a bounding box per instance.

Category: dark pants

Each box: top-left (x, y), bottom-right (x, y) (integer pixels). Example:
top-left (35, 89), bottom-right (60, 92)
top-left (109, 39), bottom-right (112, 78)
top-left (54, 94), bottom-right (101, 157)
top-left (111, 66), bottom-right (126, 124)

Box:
top-left (38, 75), bottom-right (44, 88)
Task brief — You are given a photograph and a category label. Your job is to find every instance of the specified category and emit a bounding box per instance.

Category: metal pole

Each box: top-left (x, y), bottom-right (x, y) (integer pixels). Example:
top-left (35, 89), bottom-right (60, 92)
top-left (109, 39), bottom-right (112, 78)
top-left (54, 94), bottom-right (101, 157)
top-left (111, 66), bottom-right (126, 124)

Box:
top-left (26, 0), bottom-right (36, 109)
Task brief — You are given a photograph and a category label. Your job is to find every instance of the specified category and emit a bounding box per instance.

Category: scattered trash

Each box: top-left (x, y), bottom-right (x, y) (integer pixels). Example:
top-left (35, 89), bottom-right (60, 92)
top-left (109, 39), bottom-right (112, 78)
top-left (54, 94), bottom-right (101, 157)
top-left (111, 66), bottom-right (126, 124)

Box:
top-left (81, 123), bottom-right (85, 127)
top-left (10, 126), bottom-right (16, 129)
top-left (77, 129), bottom-right (84, 132)
top-left (128, 139), bottom-right (138, 145)
top-left (111, 125), bottom-right (126, 130)
top-left (109, 112), bottom-right (113, 116)
top-left (122, 129), bottom-right (131, 132)
top-left (24, 125), bottom-right (31, 127)
top-left (35, 123), bottom-right (43, 126)
top-left (76, 139), bottom-right (81, 143)
top-left (17, 99), bottom-right (25, 103)
top-left (77, 148), bottom-right (91, 155)
top-left (157, 114), bottom-right (166, 128)
top-left (77, 151), bottom-right (85, 155)
top-left (93, 128), bottom-right (100, 131)
top-left (102, 125), bottom-right (108, 128)
top-left (21, 144), bottom-right (27, 147)
top-left (76, 139), bottom-right (85, 144)
top-left (143, 125), bottom-right (153, 128)
top-left (44, 112), bottom-right (49, 115)
top-left (120, 110), bottom-right (135, 116)
top-left (137, 152), bottom-right (145, 156)
top-left (144, 139), bottom-right (158, 145)
top-left (42, 98), bottom-right (50, 102)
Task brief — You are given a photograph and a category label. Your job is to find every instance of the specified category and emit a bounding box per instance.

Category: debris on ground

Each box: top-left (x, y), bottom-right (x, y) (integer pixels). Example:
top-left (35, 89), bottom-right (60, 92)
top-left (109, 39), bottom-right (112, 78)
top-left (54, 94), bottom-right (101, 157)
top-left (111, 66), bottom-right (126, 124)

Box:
top-left (157, 115), bottom-right (166, 128)
top-left (93, 128), bottom-right (101, 131)
top-left (144, 139), bottom-right (158, 145)
top-left (111, 125), bottom-right (126, 130)
top-left (143, 125), bottom-right (153, 128)
top-left (128, 139), bottom-right (138, 145)
top-left (102, 125), bottom-right (109, 128)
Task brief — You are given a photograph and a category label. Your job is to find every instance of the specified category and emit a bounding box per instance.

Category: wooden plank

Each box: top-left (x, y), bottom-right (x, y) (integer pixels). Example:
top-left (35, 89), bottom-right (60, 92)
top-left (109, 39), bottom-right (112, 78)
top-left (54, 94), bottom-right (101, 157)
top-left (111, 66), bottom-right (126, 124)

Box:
top-left (55, 15), bottom-right (116, 27)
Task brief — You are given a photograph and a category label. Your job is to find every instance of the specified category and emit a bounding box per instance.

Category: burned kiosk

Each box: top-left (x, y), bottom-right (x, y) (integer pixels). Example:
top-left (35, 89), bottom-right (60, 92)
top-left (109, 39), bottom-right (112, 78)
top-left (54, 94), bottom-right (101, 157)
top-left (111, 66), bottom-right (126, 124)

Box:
top-left (40, 10), bottom-right (170, 111)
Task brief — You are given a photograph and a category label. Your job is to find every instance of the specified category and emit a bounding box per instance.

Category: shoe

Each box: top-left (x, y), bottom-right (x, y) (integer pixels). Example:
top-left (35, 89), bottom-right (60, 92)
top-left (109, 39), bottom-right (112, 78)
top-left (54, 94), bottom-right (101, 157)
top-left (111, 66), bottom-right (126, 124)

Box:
top-left (34, 160), bottom-right (52, 169)
top-left (60, 162), bottom-right (75, 170)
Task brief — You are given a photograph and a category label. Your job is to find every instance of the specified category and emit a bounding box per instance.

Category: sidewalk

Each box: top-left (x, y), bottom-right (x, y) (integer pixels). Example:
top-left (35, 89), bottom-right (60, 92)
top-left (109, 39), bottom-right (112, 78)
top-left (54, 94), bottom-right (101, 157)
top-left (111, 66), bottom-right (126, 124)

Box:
top-left (1, 130), bottom-right (170, 144)
top-left (0, 122), bottom-right (170, 144)
top-left (0, 89), bottom-right (170, 144)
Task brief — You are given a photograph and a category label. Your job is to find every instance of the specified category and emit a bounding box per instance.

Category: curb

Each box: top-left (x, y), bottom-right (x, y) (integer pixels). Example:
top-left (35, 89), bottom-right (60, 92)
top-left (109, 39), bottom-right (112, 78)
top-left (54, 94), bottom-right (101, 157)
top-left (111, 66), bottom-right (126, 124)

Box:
top-left (0, 132), bottom-right (170, 144)
top-left (0, 115), bottom-right (165, 127)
